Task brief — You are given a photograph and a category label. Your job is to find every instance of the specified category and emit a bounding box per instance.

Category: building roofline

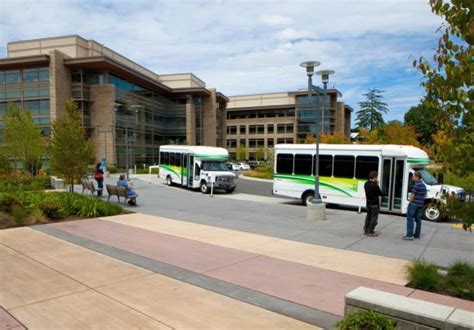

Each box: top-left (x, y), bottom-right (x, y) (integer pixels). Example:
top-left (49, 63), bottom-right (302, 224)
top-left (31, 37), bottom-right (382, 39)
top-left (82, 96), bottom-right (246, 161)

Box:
top-left (159, 72), bottom-right (207, 86)
top-left (7, 35), bottom-right (86, 45)
top-left (227, 104), bottom-right (295, 112)
top-left (229, 88), bottom-right (342, 99)
top-left (0, 54), bottom-right (50, 68)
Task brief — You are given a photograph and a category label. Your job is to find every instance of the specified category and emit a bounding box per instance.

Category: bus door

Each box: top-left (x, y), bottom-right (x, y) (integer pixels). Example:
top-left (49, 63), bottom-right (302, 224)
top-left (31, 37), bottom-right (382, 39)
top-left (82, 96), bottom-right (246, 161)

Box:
top-left (182, 154), bottom-right (188, 186)
top-left (187, 155), bottom-right (194, 187)
top-left (381, 157), bottom-right (405, 212)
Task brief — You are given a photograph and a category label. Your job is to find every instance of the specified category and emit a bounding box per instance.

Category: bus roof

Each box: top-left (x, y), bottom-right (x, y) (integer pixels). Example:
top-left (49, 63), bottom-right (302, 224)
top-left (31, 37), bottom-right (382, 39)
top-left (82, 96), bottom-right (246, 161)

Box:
top-left (159, 145), bottom-right (228, 157)
top-left (275, 144), bottom-right (429, 160)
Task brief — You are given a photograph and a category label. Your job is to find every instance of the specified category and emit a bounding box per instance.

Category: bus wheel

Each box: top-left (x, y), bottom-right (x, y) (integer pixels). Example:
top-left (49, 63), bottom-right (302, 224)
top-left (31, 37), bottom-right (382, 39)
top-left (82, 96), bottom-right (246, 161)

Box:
top-left (200, 181), bottom-right (209, 194)
top-left (422, 203), bottom-right (441, 222)
top-left (166, 176), bottom-right (173, 186)
top-left (302, 192), bottom-right (314, 206)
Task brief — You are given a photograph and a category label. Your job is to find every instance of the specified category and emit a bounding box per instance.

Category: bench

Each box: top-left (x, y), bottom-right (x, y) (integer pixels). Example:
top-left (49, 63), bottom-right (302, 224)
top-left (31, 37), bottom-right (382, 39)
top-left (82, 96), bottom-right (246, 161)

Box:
top-left (106, 184), bottom-right (137, 205)
top-left (81, 178), bottom-right (103, 196)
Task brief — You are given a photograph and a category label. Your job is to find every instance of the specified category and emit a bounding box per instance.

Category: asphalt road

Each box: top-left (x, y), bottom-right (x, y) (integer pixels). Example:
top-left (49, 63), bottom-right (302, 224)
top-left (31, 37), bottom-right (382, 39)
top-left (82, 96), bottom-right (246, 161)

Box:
top-left (234, 172), bottom-right (275, 197)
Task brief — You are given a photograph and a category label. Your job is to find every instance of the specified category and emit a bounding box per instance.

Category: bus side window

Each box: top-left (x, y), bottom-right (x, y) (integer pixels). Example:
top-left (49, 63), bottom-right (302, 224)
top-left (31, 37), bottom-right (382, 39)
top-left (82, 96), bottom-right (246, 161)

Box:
top-left (164, 152), bottom-right (169, 165)
top-left (355, 156), bottom-right (379, 180)
top-left (334, 155), bottom-right (355, 178)
top-left (276, 154), bottom-right (294, 174)
top-left (294, 154), bottom-right (312, 175)
top-left (314, 155), bottom-right (333, 177)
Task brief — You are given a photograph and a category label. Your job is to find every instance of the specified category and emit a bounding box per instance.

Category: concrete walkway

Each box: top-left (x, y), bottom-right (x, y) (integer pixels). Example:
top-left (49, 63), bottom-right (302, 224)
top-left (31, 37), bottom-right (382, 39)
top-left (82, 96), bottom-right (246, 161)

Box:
top-left (1, 213), bottom-right (473, 329)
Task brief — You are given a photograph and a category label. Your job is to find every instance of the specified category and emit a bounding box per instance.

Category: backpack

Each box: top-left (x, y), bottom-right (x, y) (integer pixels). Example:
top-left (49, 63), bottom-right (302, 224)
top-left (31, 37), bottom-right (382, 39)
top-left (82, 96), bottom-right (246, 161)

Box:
top-left (94, 172), bottom-right (103, 180)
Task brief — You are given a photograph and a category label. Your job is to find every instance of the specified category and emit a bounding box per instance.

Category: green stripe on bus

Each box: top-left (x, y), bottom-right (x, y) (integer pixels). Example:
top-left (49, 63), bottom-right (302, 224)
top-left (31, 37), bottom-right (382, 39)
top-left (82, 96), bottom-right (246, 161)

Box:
top-left (160, 165), bottom-right (181, 178)
top-left (194, 154), bottom-right (228, 160)
top-left (274, 174), bottom-right (357, 197)
top-left (407, 158), bottom-right (431, 164)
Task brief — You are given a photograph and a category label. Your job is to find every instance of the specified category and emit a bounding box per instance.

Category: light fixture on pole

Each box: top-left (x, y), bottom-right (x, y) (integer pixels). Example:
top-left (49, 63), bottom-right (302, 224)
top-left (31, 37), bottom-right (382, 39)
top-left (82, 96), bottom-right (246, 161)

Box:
top-left (316, 70), bottom-right (335, 135)
top-left (300, 61), bottom-right (322, 205)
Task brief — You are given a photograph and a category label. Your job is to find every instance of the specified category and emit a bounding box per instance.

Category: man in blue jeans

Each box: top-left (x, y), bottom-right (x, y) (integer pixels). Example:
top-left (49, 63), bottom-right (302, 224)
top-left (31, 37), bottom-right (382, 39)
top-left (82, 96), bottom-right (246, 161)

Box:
top-left (403, 171), bottom-right (427, 240)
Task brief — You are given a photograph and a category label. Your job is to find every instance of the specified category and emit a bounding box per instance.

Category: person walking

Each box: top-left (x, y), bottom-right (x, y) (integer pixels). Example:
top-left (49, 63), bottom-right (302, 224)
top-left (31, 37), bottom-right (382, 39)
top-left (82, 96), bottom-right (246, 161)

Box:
top-left (94, 162), bottom-right (104, 197)
top-left (403, 171), bottom-right (427, 240)
top-left (364, 171), bottom-right (383, 237)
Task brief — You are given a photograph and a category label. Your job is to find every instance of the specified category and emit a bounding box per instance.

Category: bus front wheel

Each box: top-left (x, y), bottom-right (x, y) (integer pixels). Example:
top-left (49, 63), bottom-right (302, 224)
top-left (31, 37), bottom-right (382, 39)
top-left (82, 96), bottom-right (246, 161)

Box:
top-left (422, 203), bottom-right (441, 222)
top-left (200, 181), bottom-right (209, 194)
top-left (302, 191), bottom-right (314, 206)
top-left (166, 176), bottom-right (173, 186)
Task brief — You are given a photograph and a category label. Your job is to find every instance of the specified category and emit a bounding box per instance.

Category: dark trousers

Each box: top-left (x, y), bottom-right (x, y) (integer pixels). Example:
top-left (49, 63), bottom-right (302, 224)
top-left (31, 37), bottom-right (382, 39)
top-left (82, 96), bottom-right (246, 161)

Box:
top-left (364, 205), bottom-right (380, 234)
top-left (96, 179), bottom-right (103, 196)
top-left (406, 203), bottom-right (422, 238)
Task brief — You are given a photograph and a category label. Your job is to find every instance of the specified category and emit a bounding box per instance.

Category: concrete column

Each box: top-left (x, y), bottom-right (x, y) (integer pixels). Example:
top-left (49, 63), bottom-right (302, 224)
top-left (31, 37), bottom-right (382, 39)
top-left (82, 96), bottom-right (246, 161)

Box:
top-left (186, 96), bottom-right (196, 145)
top-left (337, 102), bottom-right (345, 135)
top-left (203, 88), bottom-right (217, 146)
top-left (90, 84), bottom-right (116, 165)
top-left (49, 50), bottom-right (71, 121)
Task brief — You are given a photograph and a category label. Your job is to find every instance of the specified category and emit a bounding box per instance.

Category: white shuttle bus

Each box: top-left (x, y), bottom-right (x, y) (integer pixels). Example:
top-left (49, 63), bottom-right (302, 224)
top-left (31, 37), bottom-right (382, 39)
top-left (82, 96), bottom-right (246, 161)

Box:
top-left (159, 145), bottom-right (236, 194)
top-left (273, 144), bottom-right (465, 221)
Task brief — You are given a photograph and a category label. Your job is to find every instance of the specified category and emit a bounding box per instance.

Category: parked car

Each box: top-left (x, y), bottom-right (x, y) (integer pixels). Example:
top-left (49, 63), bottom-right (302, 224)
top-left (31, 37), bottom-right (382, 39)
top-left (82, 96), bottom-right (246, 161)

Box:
top-left (238, 162), bottom-right (251, 171)
top-left (229, 163), bottom-right (242, 171)
top-left (248, 160), bottom-right (259, 169)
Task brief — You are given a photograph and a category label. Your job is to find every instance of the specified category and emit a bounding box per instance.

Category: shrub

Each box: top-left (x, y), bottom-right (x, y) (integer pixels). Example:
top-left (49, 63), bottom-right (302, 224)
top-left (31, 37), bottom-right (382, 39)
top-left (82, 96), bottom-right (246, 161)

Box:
top-left (445, 262), bottom-right (474, 300)
top-left (38, 199), bottom-right (67, 220)
top-left (0, 194), bottom-right (23, 213)
top-left (244, 166), bottom-right (273, 180)
top-left (335, 310), bottom-right (396, 330)
top-left (11, 204), bottom-right (27, 226)
top-left (407, 260), bottom-right (444, 292)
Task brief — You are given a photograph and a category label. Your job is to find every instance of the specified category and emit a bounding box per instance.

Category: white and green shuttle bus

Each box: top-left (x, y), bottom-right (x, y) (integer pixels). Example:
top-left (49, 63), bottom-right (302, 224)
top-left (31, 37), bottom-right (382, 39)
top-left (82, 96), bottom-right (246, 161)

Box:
top-left (159, 145), bottom-right (236, 194)
top-left (273, 144), bottom-right (465, 221)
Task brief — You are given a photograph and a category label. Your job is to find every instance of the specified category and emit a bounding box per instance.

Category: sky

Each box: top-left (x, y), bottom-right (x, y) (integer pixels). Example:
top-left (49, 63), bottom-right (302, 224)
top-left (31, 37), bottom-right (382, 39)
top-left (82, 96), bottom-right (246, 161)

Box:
top-left (0, 0), bottom-right (444, 126)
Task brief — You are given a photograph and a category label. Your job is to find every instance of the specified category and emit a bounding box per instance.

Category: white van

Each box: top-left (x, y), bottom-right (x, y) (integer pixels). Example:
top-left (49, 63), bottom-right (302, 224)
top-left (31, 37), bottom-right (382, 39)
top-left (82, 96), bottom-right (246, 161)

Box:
top-left (273, 144), bottom-right (465, 221)
top-left (159, 145), bottom-right (236, 193)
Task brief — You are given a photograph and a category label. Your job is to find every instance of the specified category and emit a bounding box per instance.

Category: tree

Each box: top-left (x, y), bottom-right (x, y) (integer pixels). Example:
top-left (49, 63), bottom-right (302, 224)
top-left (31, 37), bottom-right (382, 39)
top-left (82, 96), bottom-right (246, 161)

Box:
top-left (414, 0), bottom-right (473, 177)
top-left (237, 145), bottom-right (247, 161)
top-left (256, 146), bottom-right (265, 161)
top-left (357, 123), bottom-right (420, 146)
top-left (404, 101), bottom-right (451, 145)
top-left (49, 100), bottom-right (94, 192)
top-left (4, 104), bottom-right (45, 174)
top-left (304, 133), bottom-right (315, 144)
top-left (355, 89), bottom-right (389, 131)
top-left (319, 132), bottom-right (349, 144)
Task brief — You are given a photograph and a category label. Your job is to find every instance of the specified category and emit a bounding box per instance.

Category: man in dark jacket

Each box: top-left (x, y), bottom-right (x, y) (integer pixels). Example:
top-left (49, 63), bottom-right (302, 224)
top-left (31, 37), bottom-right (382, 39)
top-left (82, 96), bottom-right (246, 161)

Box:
top-left (364, 171), bottom-right (384, 237)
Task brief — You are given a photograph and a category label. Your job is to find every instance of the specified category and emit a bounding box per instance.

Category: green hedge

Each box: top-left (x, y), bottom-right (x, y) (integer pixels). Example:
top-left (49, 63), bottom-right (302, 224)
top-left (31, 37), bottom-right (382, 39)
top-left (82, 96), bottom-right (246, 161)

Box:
top-left (335, 310), bottom-right (396, 329)
top-left (0, 174), bottom-right (51, 193)
top-left (0, 191), bottom-right (123, 227)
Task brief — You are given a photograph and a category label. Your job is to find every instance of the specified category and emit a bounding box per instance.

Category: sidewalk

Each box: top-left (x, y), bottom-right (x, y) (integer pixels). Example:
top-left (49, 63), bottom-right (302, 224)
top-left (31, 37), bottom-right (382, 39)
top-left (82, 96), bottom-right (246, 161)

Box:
top-left (2, 213), bottom-right (472, 328)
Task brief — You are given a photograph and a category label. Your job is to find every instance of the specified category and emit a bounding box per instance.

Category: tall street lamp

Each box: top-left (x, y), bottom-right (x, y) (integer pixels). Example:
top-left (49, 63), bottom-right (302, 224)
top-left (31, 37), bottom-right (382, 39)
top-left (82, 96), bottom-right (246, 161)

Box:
top-left (114, 103), bottom-right (142, 179)
top-left (95, 125), bottom-right (113, 172)
top-left (316, 70), bottom-right (335, 135)
top-left (300, 61), bottom-right (322, 205)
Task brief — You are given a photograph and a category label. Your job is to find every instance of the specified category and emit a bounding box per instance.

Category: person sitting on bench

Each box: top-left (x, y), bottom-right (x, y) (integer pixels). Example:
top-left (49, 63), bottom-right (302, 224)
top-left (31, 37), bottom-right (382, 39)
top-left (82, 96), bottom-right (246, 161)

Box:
top-left (117, 174), bottom-right (138, 206)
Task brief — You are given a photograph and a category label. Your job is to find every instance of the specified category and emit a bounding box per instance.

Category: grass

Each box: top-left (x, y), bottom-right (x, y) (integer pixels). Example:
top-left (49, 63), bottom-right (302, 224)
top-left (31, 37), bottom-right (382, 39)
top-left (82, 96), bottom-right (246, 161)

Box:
top-left (407, 260), bottom-right (474, 300)
top-left (243, 166), bottom-right (273, 180)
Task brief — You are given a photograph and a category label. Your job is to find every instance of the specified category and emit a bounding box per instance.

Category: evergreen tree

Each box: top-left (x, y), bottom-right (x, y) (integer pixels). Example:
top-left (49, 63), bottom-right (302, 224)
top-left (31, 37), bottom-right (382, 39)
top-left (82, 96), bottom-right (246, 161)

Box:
top-left (355, 89), bottom-right (389, 131)
top-left (4, 104), bottom-right (45, 174)
top-left (49, 100), bottom-right (94, 192)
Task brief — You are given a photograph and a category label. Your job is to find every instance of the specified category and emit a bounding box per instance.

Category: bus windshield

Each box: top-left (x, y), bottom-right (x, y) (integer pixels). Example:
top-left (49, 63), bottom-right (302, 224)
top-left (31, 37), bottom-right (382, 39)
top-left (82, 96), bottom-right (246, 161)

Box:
top-left (413, 168), bottom-right (438, 185)
top-left (201, 161), bottom-right (228, 172)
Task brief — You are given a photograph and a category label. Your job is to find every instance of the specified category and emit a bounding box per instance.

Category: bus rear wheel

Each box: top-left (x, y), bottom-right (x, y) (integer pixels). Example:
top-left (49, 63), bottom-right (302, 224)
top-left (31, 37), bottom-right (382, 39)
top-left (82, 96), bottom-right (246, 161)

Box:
top-left (302, 192), bottom-right (314, 206)
top-left (422, 203), bottom-right (441, 222)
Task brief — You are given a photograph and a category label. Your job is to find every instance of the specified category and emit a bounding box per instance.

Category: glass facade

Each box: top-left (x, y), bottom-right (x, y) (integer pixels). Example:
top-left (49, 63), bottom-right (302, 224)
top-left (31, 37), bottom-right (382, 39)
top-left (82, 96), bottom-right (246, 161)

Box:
top-left (0, 67), bottom-right (50, 136)
top-left (295, 91), bottom-right (333, 142)
top-left (110, 73), bottom-right (187, 166)
top-left (194, 96), bottom-right (204, 145)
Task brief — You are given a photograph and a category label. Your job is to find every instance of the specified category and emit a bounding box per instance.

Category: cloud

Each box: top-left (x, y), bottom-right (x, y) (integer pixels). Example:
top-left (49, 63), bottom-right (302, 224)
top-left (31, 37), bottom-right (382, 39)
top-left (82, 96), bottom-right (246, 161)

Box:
top-left (0, 0), bottom-right (444, 125)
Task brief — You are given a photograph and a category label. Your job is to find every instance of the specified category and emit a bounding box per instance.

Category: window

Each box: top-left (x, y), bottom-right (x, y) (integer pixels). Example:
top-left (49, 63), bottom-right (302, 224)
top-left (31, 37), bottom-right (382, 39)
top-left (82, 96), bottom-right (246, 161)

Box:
top-left (334, 155), bottom-right (355, 178)
top-left (277, 138), bottom-right (285, 144)
top-left (276, 154), bottom-right (293, 174)
top-left (174, 153), bottom-right (181, 166)
top-left (240, 125), bottom-right (246, 134)
top-left (355, 156), bottom-right (379, 179)
top-left (38, 68), bottom-right (49, 81)
top-left (248, 152), bottom-right (256, 160)
top-left (257, 125), bottom-right (264, 134)
top-left (5, 70), bottom-right (20, 84)
top-left (227, 126), bottom-right (237, 135)
top-left (249, 139), bottom-right (256, 148)
top-left (286, 124), bottom-right (294, 133)
top-left (294, 154), bottom-right (312, 175)
top-left (257, 139), bottom-right (264, 147)
top-left (169, 153), bottom-right (175, 166)
top-left (277, 124), bottom-right (285, 134)
top-left (267, 138), bottom-right (274, 147)
top-left (249, 125), bottom-right (257, 134)
top-left (23, 68), bottom-right (39, 82)
top-left (227, 139), bottom-right (237, 148)
top-left (163, 152), bottom-right (169, 165)
top-left (315, 155), bottom-right (333, 176)
top-left (267, 124), bottom-right (274, 134)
